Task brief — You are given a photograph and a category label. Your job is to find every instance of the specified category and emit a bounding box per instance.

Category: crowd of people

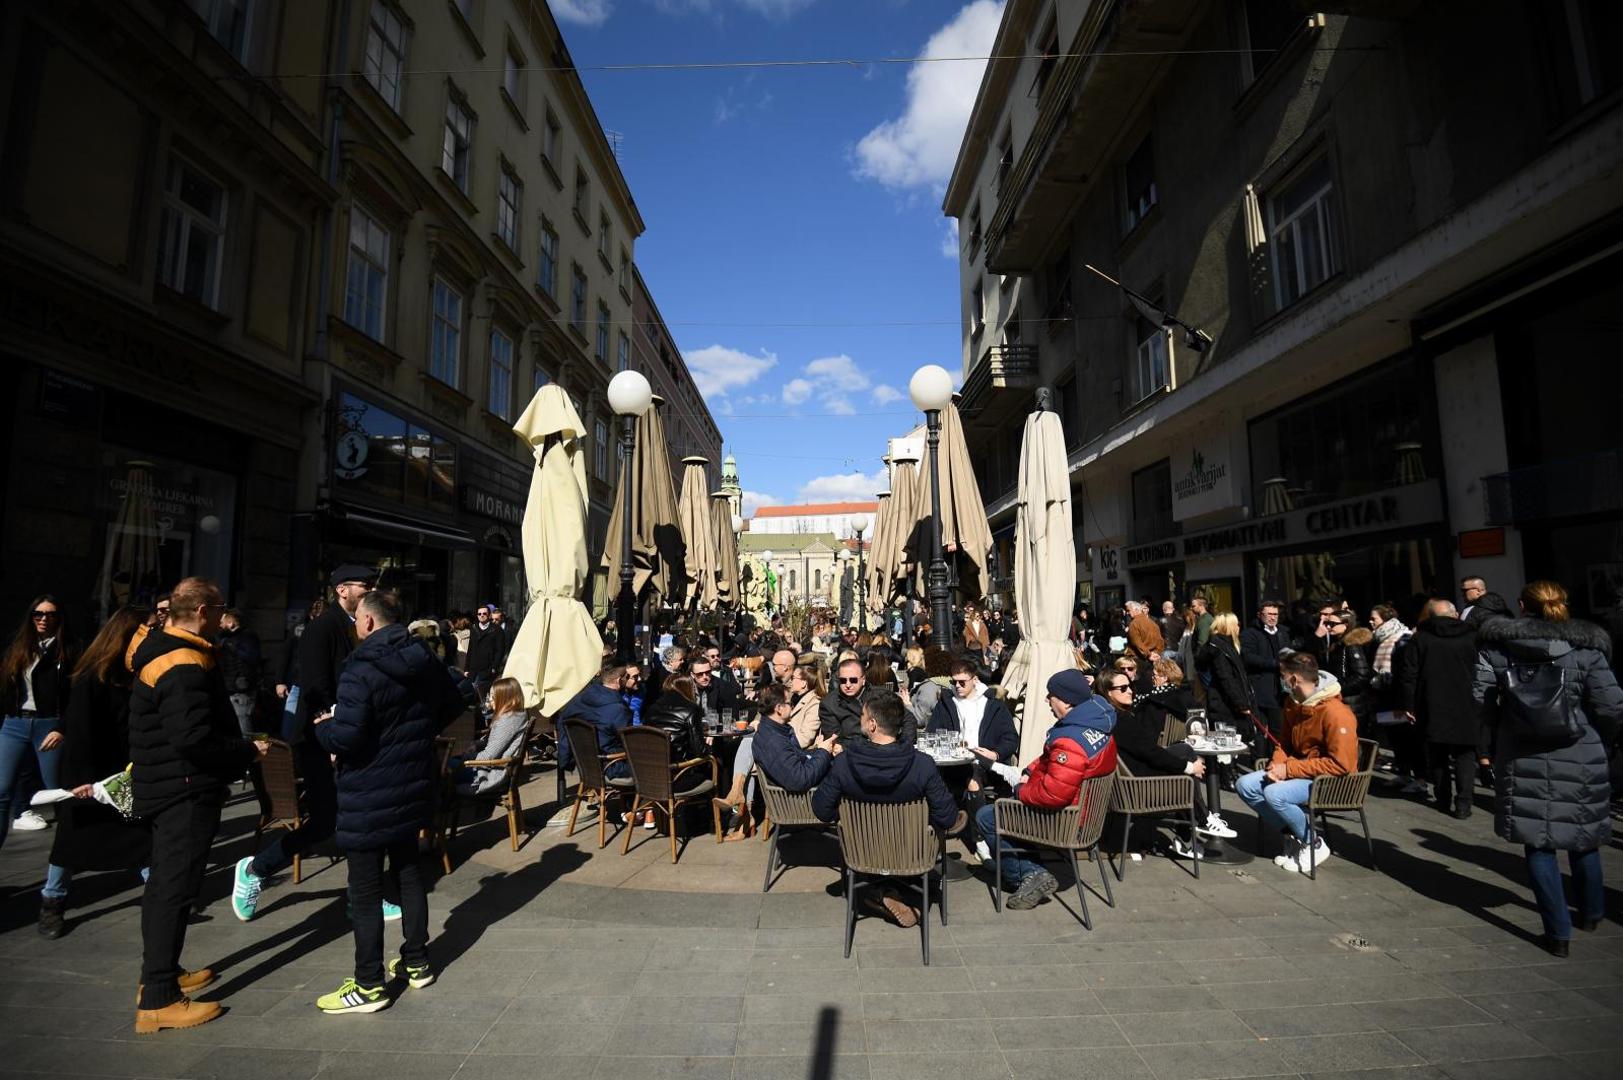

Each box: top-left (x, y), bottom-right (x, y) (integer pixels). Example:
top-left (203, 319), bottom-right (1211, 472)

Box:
top-left (1, 565), bottom-right (1617, 1034)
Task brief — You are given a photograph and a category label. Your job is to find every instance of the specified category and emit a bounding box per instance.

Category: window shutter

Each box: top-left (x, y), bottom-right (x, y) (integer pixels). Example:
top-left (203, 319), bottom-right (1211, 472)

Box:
top-left (1243, 184), bottom-right (1272, 319)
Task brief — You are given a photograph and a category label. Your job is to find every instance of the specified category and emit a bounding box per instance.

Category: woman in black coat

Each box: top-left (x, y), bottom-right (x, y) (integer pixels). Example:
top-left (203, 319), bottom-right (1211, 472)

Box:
top-left (1194, 613), bottom-right (1258, 745)
top-left (1474, 581), bottom-right (1622, 957)
top-left (38, 606), bottom-right (151, 939)
top-left (1322, 618), bottom-right (1374, 732)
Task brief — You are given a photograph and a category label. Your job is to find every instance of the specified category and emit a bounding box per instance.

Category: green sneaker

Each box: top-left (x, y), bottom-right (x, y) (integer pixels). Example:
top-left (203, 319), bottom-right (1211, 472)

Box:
top-left (231, 857), bottom-right (263, 922)
top-left (344, 899), bottom-right (404, 922)
top-left (387, 957), bottom-right (436, 989)
top-left (316, 978), bottom-right (389, 1014)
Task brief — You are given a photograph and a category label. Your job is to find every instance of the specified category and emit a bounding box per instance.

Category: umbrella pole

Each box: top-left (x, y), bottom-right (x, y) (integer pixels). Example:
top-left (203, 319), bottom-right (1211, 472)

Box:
top-left (925, 408), bottom-right (953, 653)
top-left (616, 414), bottom-right (638, 664)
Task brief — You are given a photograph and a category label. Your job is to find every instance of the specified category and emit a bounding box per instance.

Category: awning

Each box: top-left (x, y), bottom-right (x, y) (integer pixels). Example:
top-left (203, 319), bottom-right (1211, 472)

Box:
top-left (329, 505), bottom-right (477, 548)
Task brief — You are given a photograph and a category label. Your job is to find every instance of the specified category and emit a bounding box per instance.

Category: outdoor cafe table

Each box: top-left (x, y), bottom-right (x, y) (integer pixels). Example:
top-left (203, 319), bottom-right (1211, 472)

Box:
top-left (1187, 736), bottom-right (1255, 865)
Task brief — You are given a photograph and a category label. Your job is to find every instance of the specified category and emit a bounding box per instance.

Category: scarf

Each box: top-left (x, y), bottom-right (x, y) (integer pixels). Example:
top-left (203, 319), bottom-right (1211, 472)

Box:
top-left (1371, 618), bottom-right (1410, 674)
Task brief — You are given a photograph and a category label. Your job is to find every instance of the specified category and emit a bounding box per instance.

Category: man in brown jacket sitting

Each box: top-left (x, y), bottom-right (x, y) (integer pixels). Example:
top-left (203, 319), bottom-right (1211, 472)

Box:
top-left (1125, 601), bottom-right (1165, 668)
top-left (1234, 651), bottom-right (1357, 874)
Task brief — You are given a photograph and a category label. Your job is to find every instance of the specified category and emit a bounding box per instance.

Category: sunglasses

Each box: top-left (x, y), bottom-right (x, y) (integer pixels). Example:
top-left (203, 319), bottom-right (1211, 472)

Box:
top-left (31, 610), bottom-right (59, 619)
top-left (1108, 683), bottom-right (1133, 693)
top-left (951, 677), bottom-right (973, 686)
top-left (837, 677), bottom-right (862, 685)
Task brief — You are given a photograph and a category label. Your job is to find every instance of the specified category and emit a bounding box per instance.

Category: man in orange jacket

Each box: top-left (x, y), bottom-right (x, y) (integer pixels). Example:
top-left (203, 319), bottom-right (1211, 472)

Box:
top-left (1234, 650), bottom-right (1358, 873)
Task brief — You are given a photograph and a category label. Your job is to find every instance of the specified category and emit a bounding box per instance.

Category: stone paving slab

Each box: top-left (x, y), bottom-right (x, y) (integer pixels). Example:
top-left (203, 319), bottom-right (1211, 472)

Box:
top-left (1, 771), bottom-right (1620, 1079)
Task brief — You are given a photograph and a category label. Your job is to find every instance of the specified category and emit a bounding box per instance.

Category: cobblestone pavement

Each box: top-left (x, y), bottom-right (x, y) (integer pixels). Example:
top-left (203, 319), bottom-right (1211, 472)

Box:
top-left (1, 769), bottom-right (1620, 1080)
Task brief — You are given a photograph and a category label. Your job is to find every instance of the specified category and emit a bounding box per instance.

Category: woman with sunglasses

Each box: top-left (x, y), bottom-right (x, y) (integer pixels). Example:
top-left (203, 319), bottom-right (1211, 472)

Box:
top-left (0, 595), bottom-right (74, 850)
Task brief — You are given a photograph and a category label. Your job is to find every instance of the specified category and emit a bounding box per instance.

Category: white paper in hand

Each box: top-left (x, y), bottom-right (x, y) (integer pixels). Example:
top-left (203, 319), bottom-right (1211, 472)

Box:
top-left (30, 788), bottom-right (74, 806)
top-left (990, 762), bottom-right (1021, 786)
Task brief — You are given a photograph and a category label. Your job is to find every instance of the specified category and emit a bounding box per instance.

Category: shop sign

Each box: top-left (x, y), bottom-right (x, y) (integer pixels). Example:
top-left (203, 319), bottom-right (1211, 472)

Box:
top-left (1125, 480), bottom-right (1443, 570)
top-left (1171, 436), bottom-right (1236, 521)
top-left (461, 484), bottom-right (523, 526)
top-left (1096, 545), bottom-right (1123, 584)
top-left (1458, 527), bottom-right (1506, 559)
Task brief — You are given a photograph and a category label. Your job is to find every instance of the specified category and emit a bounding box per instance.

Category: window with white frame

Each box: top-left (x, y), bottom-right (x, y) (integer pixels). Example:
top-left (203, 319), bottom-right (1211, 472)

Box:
top-left (1132, 316), bottom-right (1169, 402)
top-left (503, 46), bottom-right (524, 108)
top-left (430, 277), bottom-right (463, 386)
top-left (538, 219), bottom-right (558, 297)
top-left (571, 265), bottom-right (587, 329)
top-left (574, 167), bottom-right (590, 217)
top-left (496, 166), bottom-right (520, 251)
top-left (442, 92), bottom-right (473, 192)
top-left (344, 204), bottom-right (389, 341)
top-left (594, 419), bottom-right (609, 479)
top-left (596, 303), bottom-right (610, 362)
top-left (363, 2), bottom-right (408, 111)
top-left (157, 156), bottom-right (227, 308)
top-left (617, 332), bottom-right (630, 372)
top-left (543, 108), bottom-right (561, 165)
top-left (1266, 154), bottom-right (1341, 310)
top-left (488, 329), bottom-right (514, 419)
top-left (191, 0), bottom-right (251, 61)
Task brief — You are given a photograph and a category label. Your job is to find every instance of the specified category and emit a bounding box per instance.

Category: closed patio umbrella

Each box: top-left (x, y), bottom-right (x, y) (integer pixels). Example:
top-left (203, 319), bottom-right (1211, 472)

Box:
top-left (501, 386), bottom-right (603, 715)
top-left (677, 456), bottom-right (719, 610)
top-left (909, 403), bottom-right (993, 599)
top-left (711, 492), bottom-right (740, 609)
top-left (603, 400), bottom-right (684, 606)
top-left (876, 458), bottom-right (923, 612)
top-left (865, 490), bottom-right (893, 615)
top-left (999, 407), bottom-right (1080, 765)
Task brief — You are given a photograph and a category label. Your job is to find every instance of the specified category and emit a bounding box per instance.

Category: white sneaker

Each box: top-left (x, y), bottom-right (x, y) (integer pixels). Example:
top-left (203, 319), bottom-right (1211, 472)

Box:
top-left (1196, 813), bottom-right (1238, 840)
top-left (1273, 835), bottom-right (1301, 868)
top-left (1294, 838), bottom-right (1332, 873)
top-left (1171, 837), bottom-right (1203, 860)
top-left (12, 810), bottom-right (48, 831)
top-left (974, 840), bottom-right (991, 863)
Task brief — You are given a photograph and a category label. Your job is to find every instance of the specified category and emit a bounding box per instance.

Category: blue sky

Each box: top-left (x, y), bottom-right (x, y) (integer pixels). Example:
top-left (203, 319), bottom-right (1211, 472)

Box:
top-left (555, 0), bottom-right (1004, 514)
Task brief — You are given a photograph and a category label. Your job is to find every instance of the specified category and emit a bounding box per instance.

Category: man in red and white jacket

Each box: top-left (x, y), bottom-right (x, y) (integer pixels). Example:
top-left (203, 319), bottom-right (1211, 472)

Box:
top-left (976, 669), bottom-right (1117, 909)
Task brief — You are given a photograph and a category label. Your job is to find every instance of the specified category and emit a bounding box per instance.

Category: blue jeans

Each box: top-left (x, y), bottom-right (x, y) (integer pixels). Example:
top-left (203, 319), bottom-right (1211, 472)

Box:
top-left (44, 862), bottom-right (149, 900)
top-left (1235, 771), bottom-right (1313, 842)
top-left (1526, 846), bottom-right (1603, 941)
top-left (0, 716), bottom-right (61, 849)
top-left (975, 804), bottom-right (1043, 890)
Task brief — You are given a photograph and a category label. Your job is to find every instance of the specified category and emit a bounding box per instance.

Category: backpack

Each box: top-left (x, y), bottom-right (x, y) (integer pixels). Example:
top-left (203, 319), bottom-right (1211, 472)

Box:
top-left (1496, 660), bottom-right (1585, 744)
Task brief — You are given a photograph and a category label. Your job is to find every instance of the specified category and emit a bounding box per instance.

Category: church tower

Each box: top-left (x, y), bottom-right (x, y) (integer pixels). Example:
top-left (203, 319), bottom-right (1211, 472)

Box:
top-left (720, 451), bottom-right (742, 521)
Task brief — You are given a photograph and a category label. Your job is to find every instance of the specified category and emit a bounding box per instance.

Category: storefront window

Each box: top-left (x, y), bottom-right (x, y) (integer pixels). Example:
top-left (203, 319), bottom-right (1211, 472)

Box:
top-left (1131, 459), bottom-right (1177, 543)
top-left (95, 449), bottom-right (237, 620)
top-left (1254, 536), bottom-right (1441, 625)
top-left (1248, 356), bottom-right (1436, 512)
top-left (335, 392), bottom-right (457, 513)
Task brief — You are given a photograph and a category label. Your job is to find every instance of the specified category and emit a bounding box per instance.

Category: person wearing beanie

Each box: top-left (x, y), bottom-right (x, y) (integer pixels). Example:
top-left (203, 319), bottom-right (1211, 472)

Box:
top-left (972, 668), bottom-right (1118, 910)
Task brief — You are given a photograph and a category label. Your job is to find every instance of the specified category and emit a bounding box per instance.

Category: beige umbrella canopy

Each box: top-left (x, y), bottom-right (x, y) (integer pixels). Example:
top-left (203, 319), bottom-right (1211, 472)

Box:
top-left (909, 403), bottom-right (993, 599)
top-left (998, 408), bottom-right (1081, 765)
top-left (602, 401), bottom-right (684, 604)
top-left (864, 490), bottom-right (894, 614)
top-left (677, 456), bottom-right (719, 610)
top-left (501, 386), bottom-right (603, 714)
top-left (711, 492), bottom-right (740, 609)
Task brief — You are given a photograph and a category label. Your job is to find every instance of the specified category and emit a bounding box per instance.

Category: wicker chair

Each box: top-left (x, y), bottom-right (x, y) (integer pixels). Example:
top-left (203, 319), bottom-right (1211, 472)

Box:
top-left (991, 772), bottom-right (1117, 928)
top-left (836, 798), bottom-right (946, 965)
top-left (251, 738), bottom-right (309, 883)
top-left (620, 726), bottom-right (722, 863)
top-left (437, 719), bottom-right (535, 872)
top-left (1158, 714), bottom-right (1188, 748)
top-left (1302, 737), bottom-right (1379, 879)
top-left (754, 766), bottom-right (828, 892)
top-left (561, 719), bottom-right (634, 850)
top-left (1108, 762), bottom-right (1201, 880)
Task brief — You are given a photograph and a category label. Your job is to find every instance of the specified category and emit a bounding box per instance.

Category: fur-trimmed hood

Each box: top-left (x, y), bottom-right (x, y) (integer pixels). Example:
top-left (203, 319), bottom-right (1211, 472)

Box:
top-left (1342, 627), bottom-right (1373, 649)
top-left (1476, 616), bottom-right (1612, 662)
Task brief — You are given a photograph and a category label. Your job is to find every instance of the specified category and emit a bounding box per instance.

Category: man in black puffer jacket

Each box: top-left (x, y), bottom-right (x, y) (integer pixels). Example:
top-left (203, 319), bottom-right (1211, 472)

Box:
top-left (1399, 600), bottom-right (1482, 818)
top-left (312, 591), bottom-right (465, 1014)
top-left (129, 578), bottom-right (264, 1035)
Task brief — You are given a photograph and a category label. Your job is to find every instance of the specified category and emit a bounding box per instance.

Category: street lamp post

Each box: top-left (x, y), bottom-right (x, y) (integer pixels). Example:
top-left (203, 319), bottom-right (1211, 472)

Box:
top-left (910, 364), bottom-right (955, 653)
top-left (851, 513), bottom-right (870, 632)
top-left (761, 549), bottom-right (774, 617)
top-left (608, 370), bottom-right (653, 663)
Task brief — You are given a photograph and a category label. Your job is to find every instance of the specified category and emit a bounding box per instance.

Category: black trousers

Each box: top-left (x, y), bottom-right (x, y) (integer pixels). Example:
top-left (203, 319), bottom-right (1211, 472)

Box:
top-left (1429, 743), bottom-right (1476, 811)
top-left (139, 794), bottom-right (223, 1009)
top-left (1252, 705), bottom-right (1283, 760)
top-left (251, 738), bottom-right (337, 877)
top-left (347, 838), bottom-right (429, 988)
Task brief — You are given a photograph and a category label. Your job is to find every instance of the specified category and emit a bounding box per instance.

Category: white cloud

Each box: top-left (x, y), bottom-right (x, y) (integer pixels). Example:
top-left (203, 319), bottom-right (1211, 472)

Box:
top-left (740, 490), bottom-right (780, 517)
top-left (871, 384), bottom-right (905, 405)
top-left (853, 1), bottom-right (1004, 192)
top-left (653, 0), bottom-right (814, 17)
top-left (736, 0), bottom-right (816, 16)
top-left (798, 467), bottom-right (891, 503)
top-left (713, 95), bottom-right (741, 125)
top-left (804, 355), bottom-right (870, 392)
top-left (683, 344), bottom-right (779, 400)
top-left (552, 0), bottom-right (613, 26)
top-left (939, 219), bottom-right (960, 259)
top-left (782, 378), bottom-right (814, 406)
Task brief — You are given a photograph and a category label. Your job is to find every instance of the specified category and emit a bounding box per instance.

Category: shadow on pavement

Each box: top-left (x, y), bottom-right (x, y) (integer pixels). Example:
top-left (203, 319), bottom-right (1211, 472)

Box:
top-left (433, 843), bottom-right (590, 974)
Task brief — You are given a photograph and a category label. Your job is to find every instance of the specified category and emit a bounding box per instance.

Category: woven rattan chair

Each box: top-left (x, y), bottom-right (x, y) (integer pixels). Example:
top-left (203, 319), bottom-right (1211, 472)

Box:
top-left (1302, 737), bottom-right (1378, 879)
top-left (561, 719), bottom-right (635, 849)
top-left (620, 726), bottom-right (722, 863)
top-left (836, 798), bottom-right (946, 965)
top-left (1108, 762), bottom-right (1201, 880)
top-left (991, 772), bottom-right (1117, 928)
top-left (754, 766), bottom-right (828, 892)
top-left (1158, 714), bottom-right (1188, 748)
top-left (251, 738), bottom-right (310, 883)
top-left (438, 719), bottom-right (536, 871)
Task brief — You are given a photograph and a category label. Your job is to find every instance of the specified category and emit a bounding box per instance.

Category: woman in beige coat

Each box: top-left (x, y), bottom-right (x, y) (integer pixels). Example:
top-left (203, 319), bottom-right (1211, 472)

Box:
top-left (785, 660), bottom-right (825, 747)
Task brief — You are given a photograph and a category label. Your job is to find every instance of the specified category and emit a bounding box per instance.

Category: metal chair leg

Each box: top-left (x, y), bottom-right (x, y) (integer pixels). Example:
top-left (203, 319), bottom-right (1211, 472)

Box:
top-left (1360, 809), bottom-right (1375, 870)
top-left (1190, 806), bottom-right (1201, 879)
top-left (938, 852), bottom-right (949, 926)
top-left (842, 869), bottom-right (857, 959)
top-left (1070, 850), bottom-right (1091, 931)
top-left (920, 871), bottom-right (931, 966)
top-left (994, 836), bottom-right (1004, 913)
top-left (1114, 813), bottom-right (1133, 881)
top-left (761, 830), bottom-right (780, 893)
top-left (1095, 844), bottom-right (1114, 907)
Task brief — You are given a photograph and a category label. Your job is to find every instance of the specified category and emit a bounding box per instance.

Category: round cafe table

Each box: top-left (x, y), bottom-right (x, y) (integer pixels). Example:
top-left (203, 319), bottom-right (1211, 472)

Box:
top-left (931, 752), bottom-right (981, 881)
top-left (1187, 738), bottom-right (1254, 865)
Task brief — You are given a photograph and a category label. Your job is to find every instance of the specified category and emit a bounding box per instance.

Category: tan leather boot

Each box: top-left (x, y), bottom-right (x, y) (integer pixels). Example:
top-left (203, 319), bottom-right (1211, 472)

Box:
top-left (134, 995), bottom-right (222, 1034)
top-left (134, 969), bottom-right (217, 1006)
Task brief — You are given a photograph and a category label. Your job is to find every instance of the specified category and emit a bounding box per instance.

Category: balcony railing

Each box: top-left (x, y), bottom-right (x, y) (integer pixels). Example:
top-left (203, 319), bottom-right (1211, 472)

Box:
top-left (1483, 449), bottom-right (1622, 526)
top-left (959, 342), bottom-right (1039, 417)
